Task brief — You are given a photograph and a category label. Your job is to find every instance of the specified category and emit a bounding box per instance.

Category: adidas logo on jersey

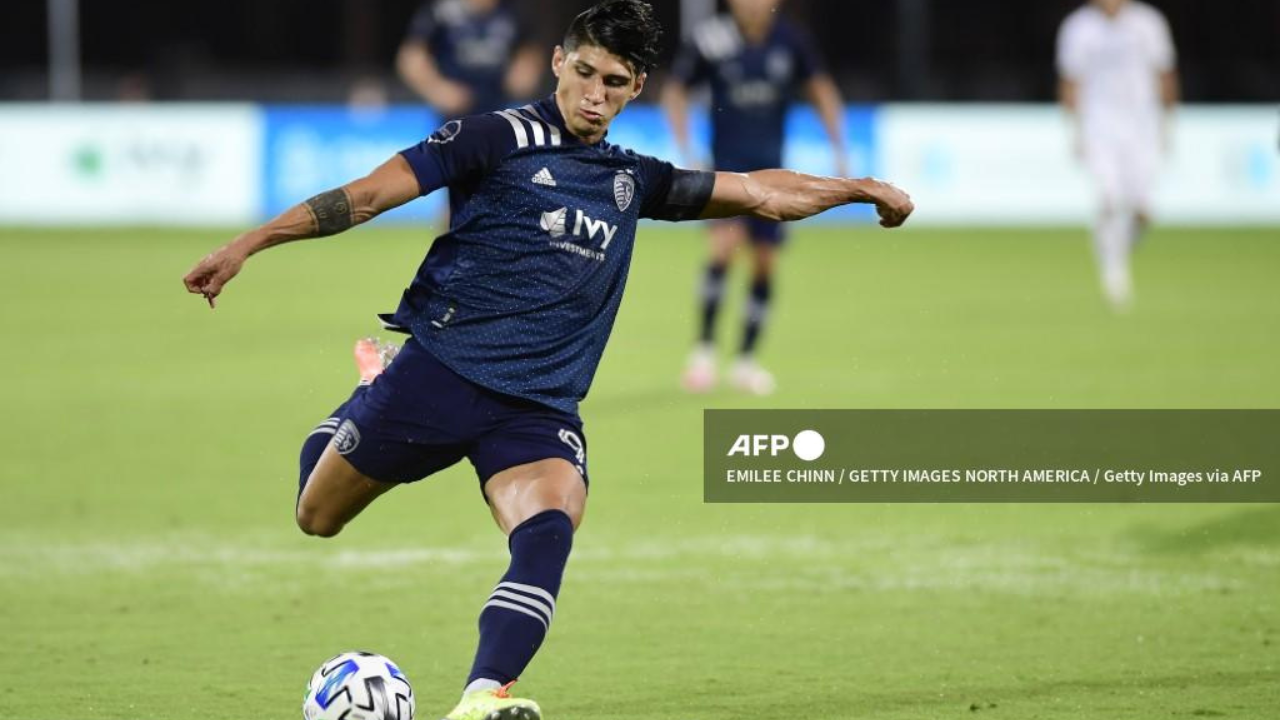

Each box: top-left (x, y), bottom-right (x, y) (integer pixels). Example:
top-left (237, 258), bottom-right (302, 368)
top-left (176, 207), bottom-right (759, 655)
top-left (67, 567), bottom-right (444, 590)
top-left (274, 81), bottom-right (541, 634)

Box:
top-left (532, 167), bottom-right (557, 187)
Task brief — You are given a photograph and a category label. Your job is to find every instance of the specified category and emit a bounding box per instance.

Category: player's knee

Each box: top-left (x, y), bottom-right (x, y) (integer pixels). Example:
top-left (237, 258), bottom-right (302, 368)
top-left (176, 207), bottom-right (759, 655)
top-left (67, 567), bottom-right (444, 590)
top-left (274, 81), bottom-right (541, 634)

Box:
top-left (295, 505), bottom-right (344, 538)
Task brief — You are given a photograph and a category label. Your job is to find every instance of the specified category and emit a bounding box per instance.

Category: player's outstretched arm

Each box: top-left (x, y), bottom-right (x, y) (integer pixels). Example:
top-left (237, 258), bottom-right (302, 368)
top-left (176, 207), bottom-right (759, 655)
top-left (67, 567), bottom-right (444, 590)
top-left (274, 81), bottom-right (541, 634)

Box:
top-left (699, 170), bottom-right (914, 228)
top-left (182, 154), bottom-right (420, 308)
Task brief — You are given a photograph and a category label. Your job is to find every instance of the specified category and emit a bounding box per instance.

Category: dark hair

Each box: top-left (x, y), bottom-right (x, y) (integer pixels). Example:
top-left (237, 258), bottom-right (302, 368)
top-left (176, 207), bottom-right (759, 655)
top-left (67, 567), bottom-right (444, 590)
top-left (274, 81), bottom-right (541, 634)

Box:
top-left (563, 0), bottom-right (663, 75)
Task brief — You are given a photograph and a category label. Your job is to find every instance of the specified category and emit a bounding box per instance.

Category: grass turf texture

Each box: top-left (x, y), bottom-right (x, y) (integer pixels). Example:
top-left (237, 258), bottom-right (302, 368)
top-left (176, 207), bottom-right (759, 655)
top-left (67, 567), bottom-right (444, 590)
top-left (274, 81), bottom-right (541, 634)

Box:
top-left (1, 224), bottom-right (1277, 719)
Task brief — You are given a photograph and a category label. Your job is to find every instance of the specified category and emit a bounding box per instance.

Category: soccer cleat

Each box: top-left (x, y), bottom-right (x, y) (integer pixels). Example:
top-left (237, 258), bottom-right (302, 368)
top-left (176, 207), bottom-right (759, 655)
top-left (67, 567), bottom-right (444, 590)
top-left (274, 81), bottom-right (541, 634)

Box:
top-left (1101, 268), bottom-right (1134, 314)
top-left (729, 357), bottom-right (776, 396)
top-left (442, 682), bottom-right (541, 720)
top-left (681, 344), bottom-right (718, 393)
top-left (354, 337), bottom-right (400, 384)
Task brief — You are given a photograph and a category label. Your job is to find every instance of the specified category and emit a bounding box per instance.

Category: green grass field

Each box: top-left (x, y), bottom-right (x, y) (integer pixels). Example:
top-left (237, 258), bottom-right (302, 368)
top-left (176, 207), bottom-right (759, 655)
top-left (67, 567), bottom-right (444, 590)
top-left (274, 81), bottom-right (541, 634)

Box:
top-left (2, 224), bottom-right (1277, 719)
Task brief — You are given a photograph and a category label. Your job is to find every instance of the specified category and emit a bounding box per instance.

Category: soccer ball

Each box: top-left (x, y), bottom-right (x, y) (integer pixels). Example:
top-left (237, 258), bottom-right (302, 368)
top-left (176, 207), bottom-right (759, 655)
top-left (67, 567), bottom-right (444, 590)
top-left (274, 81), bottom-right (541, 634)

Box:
top-left (303, 651), bottom-right (415, 720)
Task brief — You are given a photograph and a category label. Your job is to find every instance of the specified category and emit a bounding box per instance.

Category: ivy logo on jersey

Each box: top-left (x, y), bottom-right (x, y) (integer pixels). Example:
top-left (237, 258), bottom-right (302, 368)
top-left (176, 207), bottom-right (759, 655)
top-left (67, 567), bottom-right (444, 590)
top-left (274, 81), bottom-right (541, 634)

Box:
top-left (427, 120), bottom-right (463, 145)
top-left (541, 207), bottom-right (618, 249)
top-left (613, 171), bottom-right (636, 212)
top-left (540, 207), bottom-right (568, 237)
top-left (333, 419), bottom-right (362, 456)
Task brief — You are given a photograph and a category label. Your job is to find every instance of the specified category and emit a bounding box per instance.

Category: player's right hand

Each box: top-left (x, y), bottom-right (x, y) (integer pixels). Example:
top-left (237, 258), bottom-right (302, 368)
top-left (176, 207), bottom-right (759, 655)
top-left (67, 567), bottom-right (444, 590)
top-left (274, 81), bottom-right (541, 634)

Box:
top-left (182, 244), bottom-right (247, 309)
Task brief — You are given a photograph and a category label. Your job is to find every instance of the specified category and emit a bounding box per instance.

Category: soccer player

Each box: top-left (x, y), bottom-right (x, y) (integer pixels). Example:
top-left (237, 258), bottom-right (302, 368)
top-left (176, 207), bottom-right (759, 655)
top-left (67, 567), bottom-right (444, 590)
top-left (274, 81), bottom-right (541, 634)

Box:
top-left (183, 2), bottom-right (911, 718)
top-left (1057, 0), bottom-right (1178, 311)
top-left (397, 0), bottom-right (543, 117)
top-left (662, 0), bottom-right (850, 394)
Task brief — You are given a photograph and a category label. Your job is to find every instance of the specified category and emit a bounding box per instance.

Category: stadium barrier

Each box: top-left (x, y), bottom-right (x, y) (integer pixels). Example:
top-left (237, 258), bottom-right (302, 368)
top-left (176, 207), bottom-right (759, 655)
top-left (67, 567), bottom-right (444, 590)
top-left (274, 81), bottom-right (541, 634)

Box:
top-left (0, 103), bottom-right (1275, 226)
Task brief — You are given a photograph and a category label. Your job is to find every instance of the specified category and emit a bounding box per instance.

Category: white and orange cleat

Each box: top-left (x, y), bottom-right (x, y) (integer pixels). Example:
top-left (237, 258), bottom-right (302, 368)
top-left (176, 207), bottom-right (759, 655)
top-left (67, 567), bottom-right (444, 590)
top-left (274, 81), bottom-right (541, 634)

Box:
top-left (354, 337), bottom-right (400, 385)
top-left (682, 343), bottom-right (718, 393)
top-left (442, 681), bottom-right (541, 720)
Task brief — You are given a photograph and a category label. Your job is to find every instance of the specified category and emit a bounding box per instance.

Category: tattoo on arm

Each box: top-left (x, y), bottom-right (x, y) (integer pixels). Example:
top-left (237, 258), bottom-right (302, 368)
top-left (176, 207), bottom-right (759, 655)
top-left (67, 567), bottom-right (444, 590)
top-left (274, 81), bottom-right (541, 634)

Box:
top-left (303, 188), bottom-right (355, 237)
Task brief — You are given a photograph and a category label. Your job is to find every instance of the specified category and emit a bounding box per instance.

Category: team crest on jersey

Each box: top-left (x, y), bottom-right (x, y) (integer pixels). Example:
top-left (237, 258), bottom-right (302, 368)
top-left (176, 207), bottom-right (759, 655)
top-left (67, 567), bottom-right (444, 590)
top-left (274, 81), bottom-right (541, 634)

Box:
top-left (428, 120), bottom-right (463, 145)
top-left (767, 49), bottom-right (793, 81)
top-left (613, 172), bottom-right (635, 212)
top-left (333, 419), bottom-right (362, 455)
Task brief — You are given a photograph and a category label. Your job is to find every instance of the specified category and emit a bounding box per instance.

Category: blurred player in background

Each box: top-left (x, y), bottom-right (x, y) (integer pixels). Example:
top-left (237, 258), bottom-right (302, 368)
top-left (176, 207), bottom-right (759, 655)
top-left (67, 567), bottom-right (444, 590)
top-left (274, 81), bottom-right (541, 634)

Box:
top-left (1057, 0), bottom-right (1178, 311)
top-left (397, 0), bottom-right (544, 118)
top-left (663, 0), bottom-right (849, 394)
top-left (398, 0), bottom-right (544, 229)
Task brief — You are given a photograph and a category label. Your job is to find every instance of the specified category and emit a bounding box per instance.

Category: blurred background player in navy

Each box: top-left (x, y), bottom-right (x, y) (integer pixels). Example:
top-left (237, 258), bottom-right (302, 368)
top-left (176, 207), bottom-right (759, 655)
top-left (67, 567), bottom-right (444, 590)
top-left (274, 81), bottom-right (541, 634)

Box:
top-left (397, 0), bottom-right (544, 118)
top-left (663, 0), bottom-right (849, 395)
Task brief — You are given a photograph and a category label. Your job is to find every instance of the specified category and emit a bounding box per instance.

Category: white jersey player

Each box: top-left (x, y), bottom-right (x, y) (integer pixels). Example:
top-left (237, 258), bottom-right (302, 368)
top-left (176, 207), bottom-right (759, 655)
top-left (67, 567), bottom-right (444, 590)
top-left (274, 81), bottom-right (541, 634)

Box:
top-left (1057, 0), bottom-right (1178, 310)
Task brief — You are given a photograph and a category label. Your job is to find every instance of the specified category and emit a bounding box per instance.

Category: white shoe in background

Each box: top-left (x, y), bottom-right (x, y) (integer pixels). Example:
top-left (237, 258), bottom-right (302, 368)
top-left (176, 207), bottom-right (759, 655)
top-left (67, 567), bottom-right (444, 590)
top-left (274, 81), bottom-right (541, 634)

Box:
top-left (729, 357), bottom-right (776, 396)
top-left (682, 344), bottom-right (718, 393)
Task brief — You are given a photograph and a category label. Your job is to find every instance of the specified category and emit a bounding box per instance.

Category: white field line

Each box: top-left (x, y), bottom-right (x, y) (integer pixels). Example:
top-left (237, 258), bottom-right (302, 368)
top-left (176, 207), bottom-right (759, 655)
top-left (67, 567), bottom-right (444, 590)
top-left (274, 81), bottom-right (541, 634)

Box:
top-left (0, 533), bottom-right (1258, 596)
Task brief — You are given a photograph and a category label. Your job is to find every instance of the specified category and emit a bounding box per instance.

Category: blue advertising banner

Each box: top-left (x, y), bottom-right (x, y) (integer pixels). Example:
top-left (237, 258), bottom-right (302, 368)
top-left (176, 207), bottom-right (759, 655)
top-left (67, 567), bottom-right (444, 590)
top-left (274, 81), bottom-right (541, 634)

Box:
top-left (261, 103), bottom-right (878, 225)
top-left (262, 105), bottom-right (443, 223)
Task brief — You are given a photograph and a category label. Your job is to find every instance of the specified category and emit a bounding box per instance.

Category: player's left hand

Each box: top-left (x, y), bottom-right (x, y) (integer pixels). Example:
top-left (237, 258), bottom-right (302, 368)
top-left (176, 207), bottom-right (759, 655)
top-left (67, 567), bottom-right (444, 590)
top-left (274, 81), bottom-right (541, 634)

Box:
top-left (182, 244), bottom-right (248, 309)
top-left (867, 180), bottom-right (914, 228)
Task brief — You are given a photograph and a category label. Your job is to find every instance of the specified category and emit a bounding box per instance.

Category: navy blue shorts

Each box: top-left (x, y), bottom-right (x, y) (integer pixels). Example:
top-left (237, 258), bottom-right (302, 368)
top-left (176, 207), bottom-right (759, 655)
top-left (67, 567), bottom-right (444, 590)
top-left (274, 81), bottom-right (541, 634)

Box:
top-left (712, 216), bottom-right (786, 246)
top-left (321, 337), bottom-right (588, 488)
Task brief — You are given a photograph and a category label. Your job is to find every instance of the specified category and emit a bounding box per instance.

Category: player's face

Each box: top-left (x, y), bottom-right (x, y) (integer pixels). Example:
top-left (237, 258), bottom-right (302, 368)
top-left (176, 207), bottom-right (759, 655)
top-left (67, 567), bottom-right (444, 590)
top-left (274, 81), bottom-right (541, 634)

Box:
top-left (1092, 0), bottom-right (1126, 16)
top-left (727, 0), bottom-right (781, 24)
top-left (552, 44), bottom-right (647, 144)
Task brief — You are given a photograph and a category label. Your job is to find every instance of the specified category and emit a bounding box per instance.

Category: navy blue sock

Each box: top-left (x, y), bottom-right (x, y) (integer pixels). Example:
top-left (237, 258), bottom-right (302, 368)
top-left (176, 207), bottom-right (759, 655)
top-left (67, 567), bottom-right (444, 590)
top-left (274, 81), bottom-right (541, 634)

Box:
top-left (699, 262), bottom-right (728, 344)
top-left (297, 385), bottom-right (369, 500)
top-left (741, 277), bottom-right (773, 356)
top-left (466, 510), bottom-right (574, 686)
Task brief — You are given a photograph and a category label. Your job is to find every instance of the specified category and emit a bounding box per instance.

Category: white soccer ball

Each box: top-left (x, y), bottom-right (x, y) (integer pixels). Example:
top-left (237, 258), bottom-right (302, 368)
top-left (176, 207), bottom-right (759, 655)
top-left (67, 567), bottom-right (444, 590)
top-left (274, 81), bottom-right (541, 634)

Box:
top-left (303, 651), bottom-right (415, 720)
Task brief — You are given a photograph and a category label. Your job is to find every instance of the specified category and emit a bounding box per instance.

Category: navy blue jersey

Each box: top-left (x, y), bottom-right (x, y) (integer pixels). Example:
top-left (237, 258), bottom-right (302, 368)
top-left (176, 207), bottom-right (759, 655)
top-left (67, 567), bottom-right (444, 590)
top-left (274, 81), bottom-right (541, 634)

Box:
top-left (405, 0), bottom-right (529, 114)
top-left (393, 96), bottom-right (707, 413)
top-left (671, 15), bottom-right (823, 171)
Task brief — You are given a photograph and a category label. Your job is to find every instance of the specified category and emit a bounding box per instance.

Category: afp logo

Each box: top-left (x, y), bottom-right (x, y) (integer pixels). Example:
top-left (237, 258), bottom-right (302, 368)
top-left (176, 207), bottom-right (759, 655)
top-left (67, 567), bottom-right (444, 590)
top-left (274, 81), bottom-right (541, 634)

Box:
top-left (727, 429), bottom-right (825, 461)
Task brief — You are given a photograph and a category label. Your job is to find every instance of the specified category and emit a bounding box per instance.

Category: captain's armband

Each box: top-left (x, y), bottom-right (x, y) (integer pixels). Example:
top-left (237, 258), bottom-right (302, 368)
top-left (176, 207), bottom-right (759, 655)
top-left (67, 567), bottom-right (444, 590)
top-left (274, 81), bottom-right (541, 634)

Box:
top-left (649, 169), bottom-right (715, 222)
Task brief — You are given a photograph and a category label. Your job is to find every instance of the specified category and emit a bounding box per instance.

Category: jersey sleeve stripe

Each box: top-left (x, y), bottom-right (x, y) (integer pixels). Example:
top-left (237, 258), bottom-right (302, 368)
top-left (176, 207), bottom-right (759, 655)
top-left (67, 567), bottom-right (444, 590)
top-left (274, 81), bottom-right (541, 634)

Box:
top-left (521, 112), bottom-right (546, 146)
top-left (495, 110), bottom-right (530, 149)
top-left (518, 106), bottom-right (562, 146)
